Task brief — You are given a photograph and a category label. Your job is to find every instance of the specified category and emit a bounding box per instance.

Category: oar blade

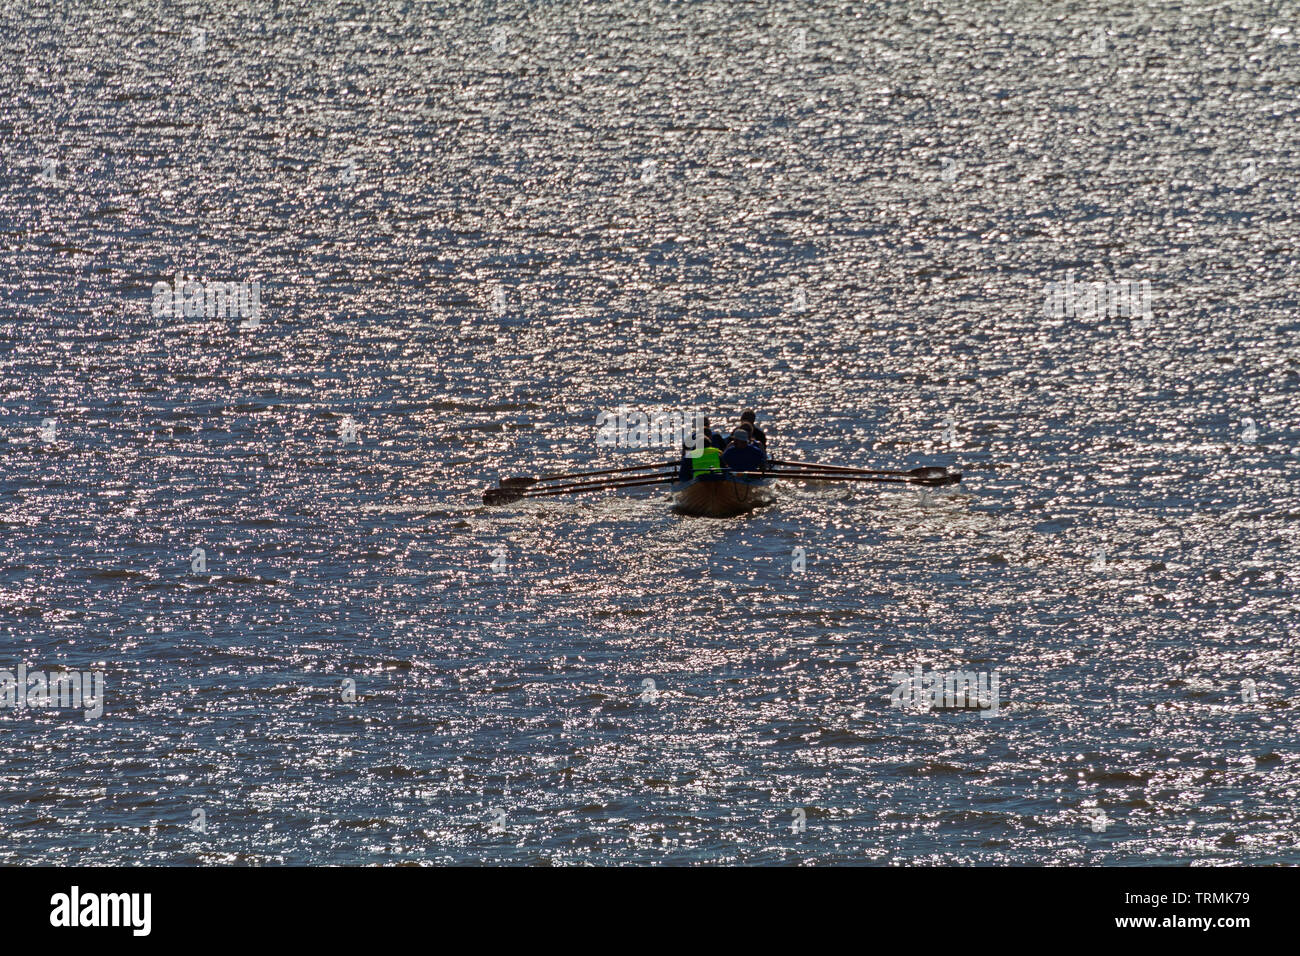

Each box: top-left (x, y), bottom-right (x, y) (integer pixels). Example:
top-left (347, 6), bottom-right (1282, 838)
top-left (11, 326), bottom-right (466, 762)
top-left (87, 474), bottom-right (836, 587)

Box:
top-left (499, 477), bottom-right (538, 488)
top-left (919, 472), bottom-right (962, 486)
top-left (483, 487), bottom-right (525, 505)
top-left (906, 466), bottom-right (951, 480)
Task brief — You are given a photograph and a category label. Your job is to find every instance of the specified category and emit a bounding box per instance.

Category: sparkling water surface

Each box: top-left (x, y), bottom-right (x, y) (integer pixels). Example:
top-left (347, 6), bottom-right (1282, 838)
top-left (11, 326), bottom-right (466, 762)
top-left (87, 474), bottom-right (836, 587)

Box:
top-left (1, 0), bottom-right (1298, 864)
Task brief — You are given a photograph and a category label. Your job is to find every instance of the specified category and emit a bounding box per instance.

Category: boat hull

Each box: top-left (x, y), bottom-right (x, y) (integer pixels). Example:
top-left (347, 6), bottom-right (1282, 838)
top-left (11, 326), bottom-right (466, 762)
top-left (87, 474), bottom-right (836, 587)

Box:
top-left (670, 473), bottom-right (774, 518)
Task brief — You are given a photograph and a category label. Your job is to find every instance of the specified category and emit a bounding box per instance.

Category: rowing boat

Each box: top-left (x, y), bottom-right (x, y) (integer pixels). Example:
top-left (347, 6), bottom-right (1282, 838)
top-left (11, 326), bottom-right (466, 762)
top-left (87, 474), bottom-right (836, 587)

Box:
top-left (483, 459), bottom-right (959, 512)
top-left (670, 472), bottom-right (775, 518)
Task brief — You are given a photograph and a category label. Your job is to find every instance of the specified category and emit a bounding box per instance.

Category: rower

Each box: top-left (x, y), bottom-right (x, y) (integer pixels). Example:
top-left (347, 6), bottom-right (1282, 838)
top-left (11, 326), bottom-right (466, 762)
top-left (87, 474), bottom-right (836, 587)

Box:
top-left (721, 428), bottom-right (765, 474)
top-left (740, 409), bottom-right (766, 448)
top-left (728, 422), bottom-right (763, 457)
top-left (703, 417), bottom-right (727, 450)
top-left (734, 421), bottom-right (755, 444)
top-left (749, 423), bottom-right (768, 463)
top-left (681, 430), bottom-right (724, 479)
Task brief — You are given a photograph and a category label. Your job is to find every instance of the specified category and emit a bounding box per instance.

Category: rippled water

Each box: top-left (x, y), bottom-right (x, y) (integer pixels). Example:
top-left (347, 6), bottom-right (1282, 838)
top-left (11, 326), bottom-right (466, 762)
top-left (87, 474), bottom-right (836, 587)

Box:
top-left (2, 0), bottom-right (1298, 864)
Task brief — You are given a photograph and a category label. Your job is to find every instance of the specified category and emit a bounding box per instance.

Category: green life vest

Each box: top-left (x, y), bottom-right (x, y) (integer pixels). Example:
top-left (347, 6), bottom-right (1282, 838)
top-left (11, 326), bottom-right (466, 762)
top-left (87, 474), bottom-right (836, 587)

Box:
top-left (690, 446), bottom-right (723, 475)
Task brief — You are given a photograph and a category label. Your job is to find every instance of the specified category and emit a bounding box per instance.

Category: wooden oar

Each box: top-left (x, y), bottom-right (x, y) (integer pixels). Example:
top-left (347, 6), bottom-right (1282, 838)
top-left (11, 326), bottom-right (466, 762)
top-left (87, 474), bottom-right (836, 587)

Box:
top-left (484, 474), bottom-right (678, 504)
top-left (499, 472), bottom-right (680, 496)
top-left (500, 460), bottom-right (677, 489)
top-left (769, 459), bottom-right (950, 480)
top-left (504, 476), bottom-right (678, 500)
top-left (777, 472), bottom-right (961, 487)
top-left (738, 470), bottom-right (962, 487)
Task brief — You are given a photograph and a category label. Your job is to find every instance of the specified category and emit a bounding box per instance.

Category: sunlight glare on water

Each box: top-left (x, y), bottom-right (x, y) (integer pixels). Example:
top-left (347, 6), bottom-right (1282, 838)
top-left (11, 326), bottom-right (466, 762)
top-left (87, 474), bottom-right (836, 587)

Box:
top-left (0, 0), bottom-right (1298, 864)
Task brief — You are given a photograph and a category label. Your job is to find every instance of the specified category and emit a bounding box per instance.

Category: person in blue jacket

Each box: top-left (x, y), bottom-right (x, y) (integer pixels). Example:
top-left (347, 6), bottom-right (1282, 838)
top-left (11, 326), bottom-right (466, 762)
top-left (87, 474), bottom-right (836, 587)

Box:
top-left (729, 422), bottom-right (764, 458)
top-left (721, 428), bottom-right (765, 474)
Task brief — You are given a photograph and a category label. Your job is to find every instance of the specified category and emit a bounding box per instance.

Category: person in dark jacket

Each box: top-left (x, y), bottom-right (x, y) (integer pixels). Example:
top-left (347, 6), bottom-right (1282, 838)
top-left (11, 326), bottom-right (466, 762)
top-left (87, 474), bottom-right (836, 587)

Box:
top-left (721, 429), bottom-right (765, 474)
top-left (704, 418), bottom-right (727, 450)
top-left (739, 409), bottom-right (766, 448)
top-left (727, 422), bottom-right (763, 458)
